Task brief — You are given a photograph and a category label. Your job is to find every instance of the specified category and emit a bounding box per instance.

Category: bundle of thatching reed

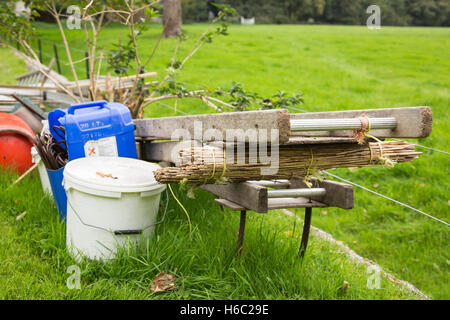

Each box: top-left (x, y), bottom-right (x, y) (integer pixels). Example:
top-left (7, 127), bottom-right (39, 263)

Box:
top-left (154, 140), bottom-right (419, 185)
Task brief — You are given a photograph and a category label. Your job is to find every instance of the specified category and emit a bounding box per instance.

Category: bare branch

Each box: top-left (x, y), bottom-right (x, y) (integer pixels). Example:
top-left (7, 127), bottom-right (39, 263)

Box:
top-left (19, 41), bottom-right (81, 103)
top-left (143, 91), bottom-right (236, 112)
top-left (48, 0), bottom-right (84, 101)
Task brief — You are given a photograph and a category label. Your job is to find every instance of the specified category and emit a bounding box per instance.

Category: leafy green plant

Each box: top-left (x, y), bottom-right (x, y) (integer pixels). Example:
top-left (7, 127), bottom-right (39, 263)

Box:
top-left (106, 37), bottom-right (137, 76)
top-left (0, 1), bottom-right (43, 41)
top-left (0, 1), bottom-right (305, 117)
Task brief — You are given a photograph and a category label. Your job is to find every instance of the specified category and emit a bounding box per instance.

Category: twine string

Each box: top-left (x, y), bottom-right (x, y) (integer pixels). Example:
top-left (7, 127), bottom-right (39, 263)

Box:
top-left (168, 184), bottom-right (192, 232)
top-left (202, 145), bottom-right (217, 185)
top-left (210, 147), bottom-right (216, 178)
top-left (359, 116), bottom-right (393, 167)
top-left (218, 145), bottom-right (227, 182)
top-left (302, 146), bottom-right (315, 188)
top-left (202, 144), bottom-right (227, 184)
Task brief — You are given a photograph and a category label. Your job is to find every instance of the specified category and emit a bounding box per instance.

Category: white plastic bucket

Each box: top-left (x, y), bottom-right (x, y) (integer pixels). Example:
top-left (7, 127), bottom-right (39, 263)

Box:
top-left (63, 156), bottom-right (166, 261)
top-left (31, 146), bottom-right (52, 195)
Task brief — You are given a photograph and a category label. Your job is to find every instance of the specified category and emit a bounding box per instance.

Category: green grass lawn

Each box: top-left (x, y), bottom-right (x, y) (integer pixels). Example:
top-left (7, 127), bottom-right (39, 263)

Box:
top-left (0, 168), bottom-right (419, 299)
top-left (1, 23), bottom-right (449, 299)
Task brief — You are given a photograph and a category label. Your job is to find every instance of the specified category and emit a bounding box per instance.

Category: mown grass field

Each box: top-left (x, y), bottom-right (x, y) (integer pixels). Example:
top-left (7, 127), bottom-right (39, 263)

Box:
top-left (1, 23), bottom-right (449, 299)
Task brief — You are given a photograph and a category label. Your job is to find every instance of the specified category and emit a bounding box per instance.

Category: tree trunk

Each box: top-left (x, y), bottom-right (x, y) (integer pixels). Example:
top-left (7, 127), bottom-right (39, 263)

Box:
top-left (163, 0), bottom-right (182, 38)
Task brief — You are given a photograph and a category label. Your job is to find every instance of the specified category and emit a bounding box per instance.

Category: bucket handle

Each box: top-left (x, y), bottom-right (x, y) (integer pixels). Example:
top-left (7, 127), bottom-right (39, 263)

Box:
top-left (67, 188), bottom-right (169, 235)
top-left (113, 229), bottom-right (144, 235)
top-left (68, 100), bottom-right (107, 114)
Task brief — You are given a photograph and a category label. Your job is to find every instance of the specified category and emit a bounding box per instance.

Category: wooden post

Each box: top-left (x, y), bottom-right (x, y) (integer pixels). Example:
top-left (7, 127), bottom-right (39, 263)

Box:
top-left (53, 43), bottom-right (62, 74)
top-left (235, 210), bottom-right (247, 257)
top-left (85, 51), bottom-right (90, 80)
top-left (298, 207), bottom-right (312, 258)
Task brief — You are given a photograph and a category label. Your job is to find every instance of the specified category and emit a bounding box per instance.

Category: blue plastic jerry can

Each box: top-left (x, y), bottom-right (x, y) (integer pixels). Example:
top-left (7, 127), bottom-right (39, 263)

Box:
top-left (49, 100), bottom-right (137, 161)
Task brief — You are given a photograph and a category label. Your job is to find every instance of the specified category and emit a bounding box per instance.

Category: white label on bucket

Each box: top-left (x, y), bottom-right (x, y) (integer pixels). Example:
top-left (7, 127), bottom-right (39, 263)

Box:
top-left (84, 136), bottom-right (118, 157)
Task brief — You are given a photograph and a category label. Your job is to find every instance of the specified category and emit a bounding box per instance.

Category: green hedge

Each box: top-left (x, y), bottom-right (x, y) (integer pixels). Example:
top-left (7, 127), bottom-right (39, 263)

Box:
top-left (182, 0), bottom-right (450, 26)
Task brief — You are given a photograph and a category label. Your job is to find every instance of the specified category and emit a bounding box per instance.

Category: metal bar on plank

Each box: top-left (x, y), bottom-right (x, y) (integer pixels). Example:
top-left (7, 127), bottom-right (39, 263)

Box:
top-left (267, 188), bottom-right (326, 199)
top-left (290, 117), bottom-right (397, 132)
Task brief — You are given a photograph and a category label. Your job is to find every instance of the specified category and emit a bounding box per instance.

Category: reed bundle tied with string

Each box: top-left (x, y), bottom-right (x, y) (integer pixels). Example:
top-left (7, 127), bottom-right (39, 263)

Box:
top-left (154, 140), bottom-right (420, 185)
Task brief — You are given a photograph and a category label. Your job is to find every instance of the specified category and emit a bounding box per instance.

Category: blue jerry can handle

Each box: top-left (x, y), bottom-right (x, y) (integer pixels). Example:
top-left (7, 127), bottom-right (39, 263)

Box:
top-left (68, 100), bottom-right (107, 114)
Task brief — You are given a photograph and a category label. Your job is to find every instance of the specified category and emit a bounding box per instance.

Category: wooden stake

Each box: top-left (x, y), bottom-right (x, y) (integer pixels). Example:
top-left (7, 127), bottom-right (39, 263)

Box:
top-left (235, 210), bottom-right (247, 257)
top-left (8, 163), bottom-right (38, 189)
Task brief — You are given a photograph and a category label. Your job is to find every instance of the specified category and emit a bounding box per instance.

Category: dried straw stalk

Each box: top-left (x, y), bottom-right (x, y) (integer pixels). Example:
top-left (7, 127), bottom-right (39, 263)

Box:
top-left (154, 140), bottom-right (420, 185)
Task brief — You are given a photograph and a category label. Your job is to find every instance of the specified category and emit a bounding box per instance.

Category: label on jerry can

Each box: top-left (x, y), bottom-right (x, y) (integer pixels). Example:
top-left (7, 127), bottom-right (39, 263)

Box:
top-left (84, 136), bottom-right (118, 157)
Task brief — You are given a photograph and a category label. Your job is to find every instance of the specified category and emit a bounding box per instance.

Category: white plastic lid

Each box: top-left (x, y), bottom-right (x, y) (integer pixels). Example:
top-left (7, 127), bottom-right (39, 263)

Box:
top-left (63, 156), bottom-right (165, 197)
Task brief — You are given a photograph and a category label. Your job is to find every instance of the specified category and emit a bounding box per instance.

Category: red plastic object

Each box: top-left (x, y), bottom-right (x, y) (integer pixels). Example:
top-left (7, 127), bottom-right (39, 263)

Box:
top-left (0, 113), bottom-right (35, 175)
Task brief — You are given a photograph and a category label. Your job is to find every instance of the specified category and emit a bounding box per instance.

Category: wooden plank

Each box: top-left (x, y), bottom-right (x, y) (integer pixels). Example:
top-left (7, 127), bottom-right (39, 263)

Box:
top-left (0, 89), bottom-right (78, 107)
top-left (215, 196), bottom-right (327, 211)
top-left (0, 94), bottom-right (15, 102)
top-left (201, 182), bottom-right (268, 213)
top-left (0, 88), bottom-right (76, 106)
top-left (289, 106), bottom-right (432, 138)
top-left (45, 91), bottom-right (79, 106)
top-left (16, 70), bottom-right (41, 81)
top-left (0, 99), bottom-right (66, 106)
top-left (0, 105), bottom-right (14, 112)
top-left (13, 49), bottom-right (71, 85)
top-left (0, 85), bottom-right (58, 90)
top-left (286, 137), bottom-right (359, 145)
top-left (142, 140), bottom-right (202, 166)
top-left (39, 58), bottom-right (56, 87)
top-left (214, 198), bottom-right (245, 211)
top-left (205, 179), bottom-right (352, 212)
top-left (268, 197), bottom-right (327, 209)
top-left (289, 178), bottom-right (354, 209)
top-left (134, 109), bottom-right (291, 144)
top-left (30, 74), bottom-right (38, 84)
top-left (0, 88), bottom-right (43, 96)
